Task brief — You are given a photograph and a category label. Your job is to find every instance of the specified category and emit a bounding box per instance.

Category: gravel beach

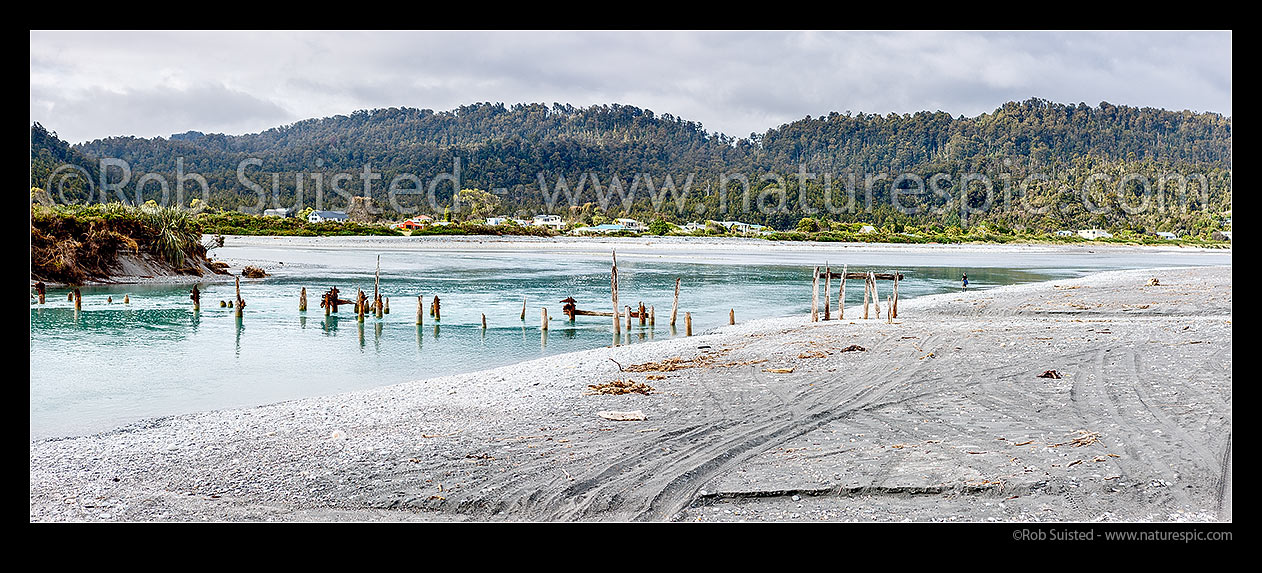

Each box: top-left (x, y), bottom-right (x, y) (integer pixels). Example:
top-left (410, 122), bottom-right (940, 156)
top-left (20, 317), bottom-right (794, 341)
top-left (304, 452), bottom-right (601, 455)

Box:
top-left (29, 264), bottom-right (1232, 523)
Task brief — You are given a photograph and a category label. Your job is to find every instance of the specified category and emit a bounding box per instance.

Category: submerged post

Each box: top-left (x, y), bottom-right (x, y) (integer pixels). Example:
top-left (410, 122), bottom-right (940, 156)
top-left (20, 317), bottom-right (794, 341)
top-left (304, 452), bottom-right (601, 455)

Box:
top-left (36, 281), bottom-right (46, 304)
top-left (73, 288), bottom-right (81, 311)
top-left (123, 294), bottom-right (129, 304)
top-left (235, 277), bottom-right (244, 318)
top-left (685, 312), bottom-right (692, 336)
top-left (482, 313), bottom-right (487, 330)
top-left (521, 297), bottom-right (527, 321)
top-left (191, 285), bottom-right (201, 311)
top-left (729, 308), bottom-right (735, 325)
top-left (357, 290), bottom-right (365, 322)
top-left (639, 302), bottom-right (646, 326)
top-left (611, 251), bottom-right (620, 335)
top-left (384, 297), bottom-right (390, 314)
top-left (649, 305), bottom-right (655, 327)
top-left (541, 307), bottom-right (549, 330)
top-left (625, 305), bottom-right (632, 330)
top-left (299, 287), bottom-right (307, 312)
top-left (416, 295), bottom-right (423, 326)
top-left (433, 296), bottom-right (441, 322)
top-left (810, 266), bottom-right (819, 322)
top-left (670, 277), bottom-right (680, 327)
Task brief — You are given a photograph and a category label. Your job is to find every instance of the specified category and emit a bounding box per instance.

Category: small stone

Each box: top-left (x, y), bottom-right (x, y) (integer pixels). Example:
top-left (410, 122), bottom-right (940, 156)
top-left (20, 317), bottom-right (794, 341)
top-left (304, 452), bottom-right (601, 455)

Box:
top-left (792, 495), bottom-right (801, 501)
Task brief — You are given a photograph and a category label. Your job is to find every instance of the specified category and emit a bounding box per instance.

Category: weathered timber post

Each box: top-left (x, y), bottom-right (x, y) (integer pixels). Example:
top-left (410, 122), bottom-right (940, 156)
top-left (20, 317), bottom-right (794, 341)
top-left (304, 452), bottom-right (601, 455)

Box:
top-left (357, 290), bottom-right (366, 323)
top-left (625, 305), bottom-right (632, 330)
top-left (73, 288), bottom-right (81, 311)
top-left (36, 281), bottom-right (46, 304)
top-left (839, 264), bottom-right (847, 320)
top-left (670, 277), bottom-right (680, 327)
top-left (384, 297), bottom-right (390, 314)
top-left (107, 296), bottom-right (112, 304)
top-left (68, 292), bottom-right (74, 302)
top-left (521, 297), bottom-right (527, 321)
top-left (190, 285), bottom-right (200, 311)
top-left (862, 274), bottom-right (870, 319)
top-left (374, 255), bottom-right (381, 311)
top-left (416, 295), bottom-right (423, 326)
top-left (685, 312), bottom-right (692, 336)
top-left (299, 287), bottom-right (307, 311)
top-left (872, 272), bottom-right (880, 319)
top-left (234, 277), bottom-right (244, 318)
top-left (892, 271), bottom-right (899, 319)
top-left (541, 307), bottom-right (549, 330)
top-left (729, 308), bottom-right (735, 325)
top-left (639, 302), bottom-right (646, 326)
top-left (649, 306), bottom-right (655, 327)
top-left (611, 251), bottom-right (620, 334)
top-left (433, 296), bottom-right (441, 322)
top-left (482, 313), bottom-right (487, 330)
top-left (810, 266), bottom-right (819, 322)
top-left (824, 265), bottom-right (832, 320)
top-left (123, 294), bottom-right (129, 304)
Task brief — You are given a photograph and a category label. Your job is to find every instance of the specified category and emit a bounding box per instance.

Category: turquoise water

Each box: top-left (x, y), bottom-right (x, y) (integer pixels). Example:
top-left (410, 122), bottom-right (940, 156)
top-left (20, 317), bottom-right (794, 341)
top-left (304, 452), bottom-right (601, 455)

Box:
top-left (29, 240), bottom-right (1229, 440)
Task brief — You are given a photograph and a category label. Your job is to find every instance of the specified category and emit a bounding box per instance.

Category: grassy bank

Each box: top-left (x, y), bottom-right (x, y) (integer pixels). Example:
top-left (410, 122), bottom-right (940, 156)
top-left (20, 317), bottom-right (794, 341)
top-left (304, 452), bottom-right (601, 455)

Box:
top-left (30, 203), bottom-right (209, 284)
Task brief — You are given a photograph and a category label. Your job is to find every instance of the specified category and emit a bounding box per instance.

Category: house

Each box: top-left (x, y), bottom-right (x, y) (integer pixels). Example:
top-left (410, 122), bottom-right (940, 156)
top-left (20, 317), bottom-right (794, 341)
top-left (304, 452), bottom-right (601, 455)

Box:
top-left (859, 225), bottom-right (877, 234)
top-left (1156, 232), bottom-right (1179, 240)
top-left (486, 217), bottom-right (508, 226)
top-left (613, 218), bottom-right (646, 232)
top-left (1055, 230), bottom-right (1076, 237)
top-left (532, 214), bottom-right (565, 230)
top-left (716, 221), bottom-right (765, 234)
top-left (681, 222), bottom-right (705, 233)
top-left (1077, 229), bottom-right (1113, 240)
top-left (396, 216), bottom-right (434, 230)
top-left (263, 207), bottom-right (295, 218)
top-left (308, 210), bottom-right (349, 223)
top-left (1211, 231), bottom-right (1232, 242)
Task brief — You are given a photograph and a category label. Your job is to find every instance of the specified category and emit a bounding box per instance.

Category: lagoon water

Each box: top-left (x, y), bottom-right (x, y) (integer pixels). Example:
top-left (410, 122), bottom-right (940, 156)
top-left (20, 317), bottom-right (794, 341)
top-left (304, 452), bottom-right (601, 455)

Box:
top-left (30, 237), bottom-right (1230, 440)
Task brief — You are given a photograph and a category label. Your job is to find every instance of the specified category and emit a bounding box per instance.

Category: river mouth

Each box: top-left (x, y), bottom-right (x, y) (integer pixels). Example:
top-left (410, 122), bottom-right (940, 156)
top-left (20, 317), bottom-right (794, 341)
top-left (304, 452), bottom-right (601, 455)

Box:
top-left (30, 237), bottom-right (1230, 441)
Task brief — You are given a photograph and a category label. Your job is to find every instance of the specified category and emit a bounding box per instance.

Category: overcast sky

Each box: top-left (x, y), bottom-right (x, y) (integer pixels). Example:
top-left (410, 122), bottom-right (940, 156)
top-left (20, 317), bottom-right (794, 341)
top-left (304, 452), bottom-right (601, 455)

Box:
top-left (30, 30), bottom-right (1232, 145)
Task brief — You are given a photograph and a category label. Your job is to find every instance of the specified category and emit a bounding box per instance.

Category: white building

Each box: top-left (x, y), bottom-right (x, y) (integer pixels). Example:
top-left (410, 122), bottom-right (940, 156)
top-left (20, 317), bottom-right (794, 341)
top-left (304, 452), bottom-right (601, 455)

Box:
top-left (308, 210), bottom-right (349, 223)
top-left (859, 225), bottom-right (877, 234)
top-left (681, 222), bottom-right (705, 233)
top-left (1156, 232), bottom-right (1179, 240)
top-left (613, 218), bottom-right (646, 232)
top-left (1078, 229), bottom-right (1113, 240)
top-left (1055, 230), bottom-right (1075, 237)
top-left (263, 207), bottom-right (295, 218)
top-left (532, 214), bottom-right (565, 230)
top-left (486, 217), bottom-right (508, 226)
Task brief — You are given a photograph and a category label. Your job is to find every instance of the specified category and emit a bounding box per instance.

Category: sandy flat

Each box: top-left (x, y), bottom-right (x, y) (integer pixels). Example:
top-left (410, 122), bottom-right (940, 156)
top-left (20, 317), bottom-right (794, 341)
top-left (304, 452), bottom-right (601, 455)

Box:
top-left (29, 265), bottom-right (1231, 523)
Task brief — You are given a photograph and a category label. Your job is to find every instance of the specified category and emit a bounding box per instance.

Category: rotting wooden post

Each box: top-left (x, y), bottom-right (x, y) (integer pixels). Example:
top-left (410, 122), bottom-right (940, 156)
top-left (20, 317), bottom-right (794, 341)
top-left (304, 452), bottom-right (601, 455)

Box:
top-left (611, 251), bottom-right (620, 334)
top-left (73, 288), bottom-right (81, 311)
top-left (36, 281), bottom-right (46, 304)
top-left (541, 307), bottom-right (549, 330)
top-left (123, 295), bottom-right (130, 304)
top-left (299, 287), bottom-right (307, 312)
top-left (862, 273), bottom-right (870, 320)
top-left (649, 305), bottom-right (655, 327)
top-left (482, 313), bottom-right (487, 330)
top-left (191, 285), bottom-right (200, 311)
top-left (872, 272), bottom-right (881, 319)
top-left (374, 255), bottom-right (381, 309)
top-left (729, 308), bottom-right (735, 325)
top-left (892, 270), bottom-right (899, 319)
top-left (357, 290), bottom-right (366, 323)
top-left (810, 266), bottom-right (819, 322)
top-left (416, 295), bottom-right (423, 326)
top-left (670, 277), bottom-right (680, 327)
top-left (625, 305), bottom-right (632, 330)
top-left (235, 277), bottom-right (244, 318)
top-left (384, 297), bottom-right (390, 314)
top-left (520, 298), bottom-right (527, 321)
top-left (824, 265), bottom-right (832, 321)
top-left (685, 312), bottom-right (692, 336)
top-left (433, 295), bottom-right (441, 322)
top-left (839, 264), bottom-right (847, 320)
top-left (639, 302), bottom-right (646, 326)
top-left (67, 292), bottom-right (74, 302)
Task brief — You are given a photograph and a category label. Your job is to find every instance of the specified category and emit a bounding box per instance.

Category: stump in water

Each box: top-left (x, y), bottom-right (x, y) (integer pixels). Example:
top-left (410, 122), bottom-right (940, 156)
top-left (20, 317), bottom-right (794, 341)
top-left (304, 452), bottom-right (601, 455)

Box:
top-left (35, 281), bottom-right (46, 304)
top-left (433, 296), bottom-right (441, 322)
top-left (234, 276), bottom-right (245, 318)
top-left (670, 277), bottom-right (680, 327)
top-left (685, 312), bottom-right (692, 336)
top-left (541, 307), bottom-right (549, 331)
top-left (242, 266), bottom-right (267, 278)
top-left (729, 308), bottom-right (735, 325)
top-left (416, 295), bottom-right (423, 326)
top-left (73, 288), bottom-right (81, 311)
top-left (383, 297), bottom-right (390, 314)
top-left (521, 297), bottom-right (527, 321)
top-left (299, 287), bottom-right (307, 312)
top-left (123, 295), bottom-right (130, 304)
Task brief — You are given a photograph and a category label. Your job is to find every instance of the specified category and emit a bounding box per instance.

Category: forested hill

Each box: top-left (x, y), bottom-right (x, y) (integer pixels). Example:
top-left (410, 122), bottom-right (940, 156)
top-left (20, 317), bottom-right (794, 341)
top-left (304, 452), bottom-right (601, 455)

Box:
top-left (34, 98), bottom-right (1231, 233)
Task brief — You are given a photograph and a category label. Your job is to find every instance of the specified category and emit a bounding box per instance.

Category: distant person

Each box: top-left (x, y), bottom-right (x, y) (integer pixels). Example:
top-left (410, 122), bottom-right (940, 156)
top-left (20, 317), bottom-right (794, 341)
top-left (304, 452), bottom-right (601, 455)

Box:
top-left (962, 273), bottom-right (969, 290)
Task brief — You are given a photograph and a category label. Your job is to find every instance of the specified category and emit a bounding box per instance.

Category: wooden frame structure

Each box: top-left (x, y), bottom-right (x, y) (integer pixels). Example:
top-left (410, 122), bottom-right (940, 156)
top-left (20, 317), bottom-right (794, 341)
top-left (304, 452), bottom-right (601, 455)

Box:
top-left (811, 267), bottom-right (902, 322)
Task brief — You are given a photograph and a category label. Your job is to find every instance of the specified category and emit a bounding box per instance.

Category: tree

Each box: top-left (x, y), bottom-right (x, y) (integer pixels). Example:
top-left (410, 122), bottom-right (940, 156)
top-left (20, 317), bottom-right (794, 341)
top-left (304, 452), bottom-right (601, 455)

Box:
top-left (648, 219), bottom-right (671, 235)
top-left (456, 188), bottom-right (501, 221)
top-left (796, 217), bottom-right (821, 233)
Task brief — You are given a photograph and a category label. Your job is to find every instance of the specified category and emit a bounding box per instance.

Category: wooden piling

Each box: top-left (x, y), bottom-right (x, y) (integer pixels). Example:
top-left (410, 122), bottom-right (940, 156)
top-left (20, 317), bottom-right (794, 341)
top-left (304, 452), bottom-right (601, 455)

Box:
top-left (123, 294), bottom-right (129, 304)
top-left (521, 298), bottom-right (527, 321)
top-left (299, 287), bottom-right (307, 311)
top-left (384, 297), bottom-right (390, 314)
top-left (670, 277), bottom-right (680, 327)
top-left (685, 312), bottom-right (692, 336)
top-left (107, 296), bottom-right (112, 304)
top-left (67, 292), bottom-right (74, 302)
top-left (892, 270), bottom-right (899, 319)
top-left (839, 264), bottom-right (847, 320)
top-left (729, 308), bottom-right (735, 325)
top-left (611, 251), bottom-right (620, 334)
top-left (482, 313), bottom-right (487, 330)
top-left (433, 296), bottom-right (441, 322)
top-left (36, 281), bottom-right (46, 304)
top-left (824, 266), bottom-right (832, 320)
top-left (649, 305), bottom-right (655, 326)
top-left (871, 272), bottom-right (880, 319)
top-left (73, 288), bottom-right (81, 311)
top-left (191, 285), bottom-right (201, 311)
top-left (810, 266), bottom-right (819, 322)
top-left (234, 277), bottom-right (244, 318)
top-left (541, 307), bottom-right (549, 330)
top-left (639, 302), bottom-right (646, 326)
top-left (862, 274), bottom-right (870, 319)
top-left (357, 290), bottom-right (365, 323)
top-left (625, 306), bottom-right (632, 330)
top-left (416, 295), bottom-right (423, 326)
